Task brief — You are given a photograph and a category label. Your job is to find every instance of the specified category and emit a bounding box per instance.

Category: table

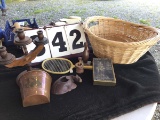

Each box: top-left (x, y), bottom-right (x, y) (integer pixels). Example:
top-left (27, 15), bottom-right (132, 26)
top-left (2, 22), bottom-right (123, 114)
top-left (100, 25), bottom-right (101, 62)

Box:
top-left (0, 51), bottom-right (160, 120)
top-left (112, 103), bottom-right (157, 120)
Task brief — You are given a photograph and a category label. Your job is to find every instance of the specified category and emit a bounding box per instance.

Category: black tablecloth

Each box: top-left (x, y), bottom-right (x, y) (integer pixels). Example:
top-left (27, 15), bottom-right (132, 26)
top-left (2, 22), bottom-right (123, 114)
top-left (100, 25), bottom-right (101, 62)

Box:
top-left (0, 51), bottom-right (160, 120)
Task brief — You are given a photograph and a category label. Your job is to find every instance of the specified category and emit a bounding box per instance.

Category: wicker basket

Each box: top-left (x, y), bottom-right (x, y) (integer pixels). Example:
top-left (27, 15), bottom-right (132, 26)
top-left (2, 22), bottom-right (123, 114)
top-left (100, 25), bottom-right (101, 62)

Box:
top-left (83, 16), bottom-right (160, 64)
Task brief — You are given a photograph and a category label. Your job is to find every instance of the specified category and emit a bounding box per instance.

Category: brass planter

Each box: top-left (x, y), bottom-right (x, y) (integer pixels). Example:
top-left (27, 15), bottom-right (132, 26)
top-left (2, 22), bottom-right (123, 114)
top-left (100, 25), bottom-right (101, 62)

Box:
top-left (16, 69), bottom-right (52, 107)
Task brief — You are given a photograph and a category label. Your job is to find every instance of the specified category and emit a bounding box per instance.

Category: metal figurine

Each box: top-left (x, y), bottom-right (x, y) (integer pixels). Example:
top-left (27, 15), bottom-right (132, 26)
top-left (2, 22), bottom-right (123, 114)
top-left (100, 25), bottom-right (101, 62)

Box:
top-left (75, 57), bottom-right (84, 74)
top-left (82, 42), bottom-right (90, 64)
top-left (0, 40), bottom-right (15, 65)
top-left (33, 30), bottom-right (49, 45)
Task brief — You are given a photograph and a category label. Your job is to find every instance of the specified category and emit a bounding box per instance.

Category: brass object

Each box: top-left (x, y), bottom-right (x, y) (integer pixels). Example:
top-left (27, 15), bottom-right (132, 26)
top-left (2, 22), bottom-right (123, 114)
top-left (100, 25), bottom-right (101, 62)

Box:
top-left (14, 28), bottom-right (32, 46)
top-left (16, 69), bottom-right (52, 107)
top-left (2, 29), bottom-right (52, 107)
top-left (5, 45), bottom-right (44, 68)
top-left (33, 30), bottom-right (49, 45)
top-left (0, 46), bottom-right (15, 65)
top-left (75, 57), bottom-right (84, 74)
top-left (82, 42), bottom-right (90, 64)
top-left (6, 29), bottom-right (46, 68)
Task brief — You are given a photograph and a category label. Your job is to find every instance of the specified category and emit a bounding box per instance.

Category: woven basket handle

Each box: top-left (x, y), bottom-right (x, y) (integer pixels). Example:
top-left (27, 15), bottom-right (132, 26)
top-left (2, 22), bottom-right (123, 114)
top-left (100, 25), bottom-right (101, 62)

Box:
top-left (83, 16), bottom-right (114, 32)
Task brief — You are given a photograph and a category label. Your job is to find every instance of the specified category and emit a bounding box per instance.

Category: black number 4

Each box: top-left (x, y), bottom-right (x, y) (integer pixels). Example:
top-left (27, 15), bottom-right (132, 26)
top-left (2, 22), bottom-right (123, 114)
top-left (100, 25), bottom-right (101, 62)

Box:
top-left (52, 32), bottom-right (67, 52)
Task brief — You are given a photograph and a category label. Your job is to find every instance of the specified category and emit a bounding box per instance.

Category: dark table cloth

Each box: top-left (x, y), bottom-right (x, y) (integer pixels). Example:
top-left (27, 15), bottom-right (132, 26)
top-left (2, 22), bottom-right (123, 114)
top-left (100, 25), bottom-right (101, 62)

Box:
top-left (0, 49), bottom-right (160, 120)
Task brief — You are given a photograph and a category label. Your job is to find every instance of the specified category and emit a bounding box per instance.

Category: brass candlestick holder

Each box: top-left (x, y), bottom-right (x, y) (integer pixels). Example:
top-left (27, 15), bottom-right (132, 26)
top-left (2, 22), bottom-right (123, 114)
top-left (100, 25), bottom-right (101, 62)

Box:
top-left (0, 42), bottom-right (15, 65)
top-left (0, 29), bottom-right (52, 107)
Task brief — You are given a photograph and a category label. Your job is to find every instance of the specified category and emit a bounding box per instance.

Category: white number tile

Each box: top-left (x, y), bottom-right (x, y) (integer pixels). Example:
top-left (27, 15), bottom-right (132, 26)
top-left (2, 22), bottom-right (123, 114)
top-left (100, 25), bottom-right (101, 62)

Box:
top-left (24, 29), bottom-right (51, 63)
top-left (64, 23), bottom-right (86, 54)
top-left (45, 27), bottom-right (71, 57)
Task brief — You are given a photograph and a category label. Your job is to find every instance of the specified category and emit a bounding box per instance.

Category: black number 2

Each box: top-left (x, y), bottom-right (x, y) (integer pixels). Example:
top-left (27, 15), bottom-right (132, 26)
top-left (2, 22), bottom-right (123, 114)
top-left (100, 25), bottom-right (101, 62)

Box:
top-left (70, 29), bottom-right (83, 49)
top-left (52, 29), bottom-right (84, 52)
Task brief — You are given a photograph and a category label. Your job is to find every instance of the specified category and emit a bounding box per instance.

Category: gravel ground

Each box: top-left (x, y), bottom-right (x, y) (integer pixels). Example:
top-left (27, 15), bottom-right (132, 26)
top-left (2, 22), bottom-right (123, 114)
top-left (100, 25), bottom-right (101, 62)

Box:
top-left (0, 0), bottom-right (160, 119)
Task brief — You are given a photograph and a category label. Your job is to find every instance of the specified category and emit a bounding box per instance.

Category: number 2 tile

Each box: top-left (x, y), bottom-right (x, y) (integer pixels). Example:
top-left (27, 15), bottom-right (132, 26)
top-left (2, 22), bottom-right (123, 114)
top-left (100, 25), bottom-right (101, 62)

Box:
top-left (64, 23), bottom-right (86, 54)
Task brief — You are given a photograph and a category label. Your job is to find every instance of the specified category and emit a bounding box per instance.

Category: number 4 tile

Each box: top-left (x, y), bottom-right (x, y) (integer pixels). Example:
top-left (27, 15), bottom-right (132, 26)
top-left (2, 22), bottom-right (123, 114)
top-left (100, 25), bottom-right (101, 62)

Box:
top-left (46, 26), bottom-right (71, 57)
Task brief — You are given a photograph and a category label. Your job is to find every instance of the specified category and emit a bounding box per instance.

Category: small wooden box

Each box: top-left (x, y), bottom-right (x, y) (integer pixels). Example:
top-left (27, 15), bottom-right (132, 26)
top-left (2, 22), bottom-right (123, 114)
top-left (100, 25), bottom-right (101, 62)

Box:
top-left (93, 58), bottom-right (116, 86)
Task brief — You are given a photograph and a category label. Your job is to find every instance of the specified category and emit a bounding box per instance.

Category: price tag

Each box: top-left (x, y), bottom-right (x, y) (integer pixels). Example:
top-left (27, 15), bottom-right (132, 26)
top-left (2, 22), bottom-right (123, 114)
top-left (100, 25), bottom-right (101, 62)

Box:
top-left (64, 23), bottom-right (86, 54)
top-left (46, 26), bottom-right (71, 57)
top-left (24, 29), bottom-right (51, 63)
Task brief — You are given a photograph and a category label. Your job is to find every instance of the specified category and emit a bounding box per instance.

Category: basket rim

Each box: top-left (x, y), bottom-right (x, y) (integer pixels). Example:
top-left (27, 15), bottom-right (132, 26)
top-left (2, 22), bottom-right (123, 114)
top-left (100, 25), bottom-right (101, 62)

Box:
top-left (83, 16), bottom-right (160, 47)
top-left (83, 16), bottom-right (158, 32)
top-left (85, 29), bottom-right (160, 47)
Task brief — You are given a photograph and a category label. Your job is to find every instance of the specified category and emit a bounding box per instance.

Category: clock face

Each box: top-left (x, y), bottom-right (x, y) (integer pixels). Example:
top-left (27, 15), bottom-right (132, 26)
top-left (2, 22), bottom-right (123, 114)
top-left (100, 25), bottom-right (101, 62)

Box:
top-left (24, 23), bottom-right (87, 63)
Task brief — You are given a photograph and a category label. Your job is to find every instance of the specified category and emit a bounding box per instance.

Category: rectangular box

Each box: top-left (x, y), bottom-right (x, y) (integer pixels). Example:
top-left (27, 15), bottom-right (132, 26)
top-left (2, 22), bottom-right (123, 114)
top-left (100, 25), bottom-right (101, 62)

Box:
top-left (93, 58), bottom-right (116, 86)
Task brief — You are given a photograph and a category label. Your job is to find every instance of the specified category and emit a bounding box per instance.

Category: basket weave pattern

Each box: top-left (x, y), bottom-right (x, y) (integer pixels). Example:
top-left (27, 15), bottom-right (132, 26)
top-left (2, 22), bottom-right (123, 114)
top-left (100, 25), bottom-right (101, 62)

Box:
top-left (83, 16), bottom-right (160, 64)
